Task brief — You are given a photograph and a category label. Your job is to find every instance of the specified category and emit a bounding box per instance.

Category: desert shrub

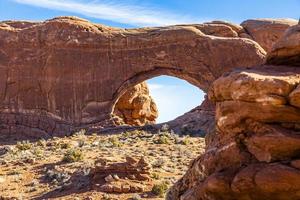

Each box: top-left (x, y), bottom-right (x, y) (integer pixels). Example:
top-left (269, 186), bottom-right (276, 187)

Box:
top-left (77, 139), bottom-right (85, 148)
top-left (151, 182), bottom-right (169, 197)
top-left (45, 168), bottom-right (71, 185)
top-left (16, 140), bottom-right (33, 151)
top-left (182, 137), bottom-right (191, 145)
top-left (62, 149), bottom-right (84, 162)
top-left (73, 129), bottom-right (86, 136)
top-left (152, 159), bottom-right (165, 168)
top-left (60, 142), bottom-right (71, 149)
top-left (36, 139), bottom-right (47, 147)
top-left (32, 148), bottom-right (44, 158)
top-left (151, 172), bottom-right (160, 180)
top-left (155, 135), bottom-right (169, 144)
top-left (109, 137), bottom-right (122, 147)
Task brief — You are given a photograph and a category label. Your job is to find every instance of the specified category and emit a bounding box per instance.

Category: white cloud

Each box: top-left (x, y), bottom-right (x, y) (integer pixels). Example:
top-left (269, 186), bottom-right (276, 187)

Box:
top-left (12, 0), bottom-right (198, 26)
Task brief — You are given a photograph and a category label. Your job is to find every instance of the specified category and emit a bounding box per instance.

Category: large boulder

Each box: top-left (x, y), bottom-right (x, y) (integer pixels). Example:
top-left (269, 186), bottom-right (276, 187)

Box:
top-left (267, 24), bottom-right (300, 66)
top-left (113, 82), bottom-right (158, 126)
top-left (241, 18), bottom-right (297, 52)
top-left (168, 23), bottom-right (300, 200)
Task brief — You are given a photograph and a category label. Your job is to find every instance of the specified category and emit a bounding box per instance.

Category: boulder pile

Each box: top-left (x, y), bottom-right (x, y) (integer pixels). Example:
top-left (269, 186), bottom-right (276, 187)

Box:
top-left (167, 23), bottom-right (300, 200)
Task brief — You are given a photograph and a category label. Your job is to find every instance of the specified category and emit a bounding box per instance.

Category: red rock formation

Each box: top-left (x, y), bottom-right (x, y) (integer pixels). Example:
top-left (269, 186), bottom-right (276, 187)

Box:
top-left (241, 18), bottom-right (297, 52)
top-left (113, 82), bottom-right (158, 126)
top-left (168, 24), bottom-right (300, 200)
top-left (92, 156), bottom-right (152, 193)
top-left (0, 16), bottom-right (267, 138)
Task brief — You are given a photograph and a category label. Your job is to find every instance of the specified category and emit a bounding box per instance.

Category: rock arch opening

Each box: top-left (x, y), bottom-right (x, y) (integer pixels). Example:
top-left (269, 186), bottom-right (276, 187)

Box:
top-left (112, 74), bottom-right (206, 129)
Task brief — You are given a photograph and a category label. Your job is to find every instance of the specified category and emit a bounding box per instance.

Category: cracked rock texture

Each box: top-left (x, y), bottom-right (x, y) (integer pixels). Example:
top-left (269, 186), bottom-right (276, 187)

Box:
top-left (167, 24), bottom-right (300, 200)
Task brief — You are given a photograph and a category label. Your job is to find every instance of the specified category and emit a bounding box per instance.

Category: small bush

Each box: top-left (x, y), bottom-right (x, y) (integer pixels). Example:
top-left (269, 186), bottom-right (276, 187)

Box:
top-left (36, 139), bottom-right (47, 147)
top-left (152, 159), bottom-right (165, 168)
top-left (45, 168), bottom-right (71, 185)
top-left (16, 141), bottom-right (33, 151)
top-left (62, 149), bottom-right (84, 163)
top-left (109, 137), bottom-right (122, 147)
top-left (32, 148), bottom-right (44, 158)
top-left (155, 135), bottom-right (169, 144)
top-left (182, 137), bottom-right (191, 145)
top-left (151, 182), bottom-right (169, 197)
top-left (151, 173), bottom-right (160, 180)
top-left (60, 142), bottom-right (71, 149)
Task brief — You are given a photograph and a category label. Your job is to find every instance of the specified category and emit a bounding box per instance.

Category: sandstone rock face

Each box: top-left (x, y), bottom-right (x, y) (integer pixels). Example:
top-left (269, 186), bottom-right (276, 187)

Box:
top-left (113, 82), bottom-right (158, 126)
top-left (241, 18), bottom-right (297, 52)
top-left (0, 16), bottom-right (267, 138)
top-left (168, 24), bottom-right (300, 200)
top-left (165, 18), bottom-right (296, 135)
top-left (267, 24), bottom-right (300, 66)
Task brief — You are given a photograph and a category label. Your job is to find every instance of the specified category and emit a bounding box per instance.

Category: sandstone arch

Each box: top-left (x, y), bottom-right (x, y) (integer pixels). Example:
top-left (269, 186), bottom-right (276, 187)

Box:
top-left (0, 16), bottom-right (279, 137)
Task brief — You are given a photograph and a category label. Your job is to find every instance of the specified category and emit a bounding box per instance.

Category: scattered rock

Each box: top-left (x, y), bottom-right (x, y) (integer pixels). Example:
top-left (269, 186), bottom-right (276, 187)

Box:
top-left (92, 157), bottom-right (152, 193)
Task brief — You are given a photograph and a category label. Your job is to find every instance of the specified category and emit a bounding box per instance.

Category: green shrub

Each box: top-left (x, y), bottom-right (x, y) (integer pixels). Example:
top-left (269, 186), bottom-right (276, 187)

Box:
top-left (151, 182), bottom-right (169, 197)
top-left (109, 137), bottom-right (122, 147)
top-left (16, 140), bottom-right (33, 151)
top-left (60, 142), bottom-right (71, 149)
top-left (62, 149), bottom-right (84, 163)
top-left (155, 135), bottom-right (169, 144)
top-left (151, 173), bottom-right (160, 180)
top-left (182, 137), bottom-right (191, 145)
top-left (36, 139), bottom-right (47, 147)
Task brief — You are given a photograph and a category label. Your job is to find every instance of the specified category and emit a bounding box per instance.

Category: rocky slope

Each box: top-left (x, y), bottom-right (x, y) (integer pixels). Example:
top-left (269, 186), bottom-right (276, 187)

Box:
top-left (167, 22), bottom-right (300, 200)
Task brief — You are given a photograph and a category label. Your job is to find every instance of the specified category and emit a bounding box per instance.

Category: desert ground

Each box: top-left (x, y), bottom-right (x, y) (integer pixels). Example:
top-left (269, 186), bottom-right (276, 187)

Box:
top-left (0, 126), bottom-right (205, 200)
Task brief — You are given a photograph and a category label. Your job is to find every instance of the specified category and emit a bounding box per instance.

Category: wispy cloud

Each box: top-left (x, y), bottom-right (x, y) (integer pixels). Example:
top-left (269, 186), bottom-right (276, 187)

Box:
top-left (12, 0), bottom-right (198, 26)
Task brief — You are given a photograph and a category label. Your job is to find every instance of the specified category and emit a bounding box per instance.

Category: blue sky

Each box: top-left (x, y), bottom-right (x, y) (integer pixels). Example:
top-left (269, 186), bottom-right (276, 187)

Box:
top-left (0, 0), bottom-right (299, 122)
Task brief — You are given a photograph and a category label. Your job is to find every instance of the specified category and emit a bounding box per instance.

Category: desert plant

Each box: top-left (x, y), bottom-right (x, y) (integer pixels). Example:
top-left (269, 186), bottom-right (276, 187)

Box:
top-left (155, 135), bottom-right (169, 144)
top-left (182, 137), bottom-right (191, 145)
top-left (109, 137), bottom-right (122, 147)
top-left (16, 141), bottom-right (33, 151)
top-left (60, 142), bottom-right (71, 149)
top-left (152, 159), bottom-right (165, 168)
top-left (77, 139), bottom-right (85, 148)
top-left (45, 168), bottom-right (71, 185)
top-left (151, 182), bottom-right (169, 197)
top-left (36, 139), bottom-right (47, 147)
top-left (62, 149), bottom-right (84, 162)
top-left (151, 172), bottom-right (160, 180)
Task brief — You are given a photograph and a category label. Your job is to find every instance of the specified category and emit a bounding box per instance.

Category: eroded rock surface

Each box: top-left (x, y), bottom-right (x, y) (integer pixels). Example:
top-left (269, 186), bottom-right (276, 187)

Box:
top-left (0, 16), bottom-right (268, 137)
top-left (168, 24), bottom-right (300, 200)
top-left (267, 24), bottom-right (300, 66)
top-left (241, 18), bottom-right (297, 52)
top-left (113, 82), bottom-right (158, 126)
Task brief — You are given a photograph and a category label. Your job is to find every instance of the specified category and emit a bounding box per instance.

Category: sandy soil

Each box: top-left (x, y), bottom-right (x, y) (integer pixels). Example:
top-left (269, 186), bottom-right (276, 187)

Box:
top-left (0, 128), bottom-right (205, 200)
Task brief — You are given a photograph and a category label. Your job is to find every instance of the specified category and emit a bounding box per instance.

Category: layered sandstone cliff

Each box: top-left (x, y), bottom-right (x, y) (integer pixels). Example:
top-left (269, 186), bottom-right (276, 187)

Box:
top-left (168, 23), bottom-right (300, 200)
